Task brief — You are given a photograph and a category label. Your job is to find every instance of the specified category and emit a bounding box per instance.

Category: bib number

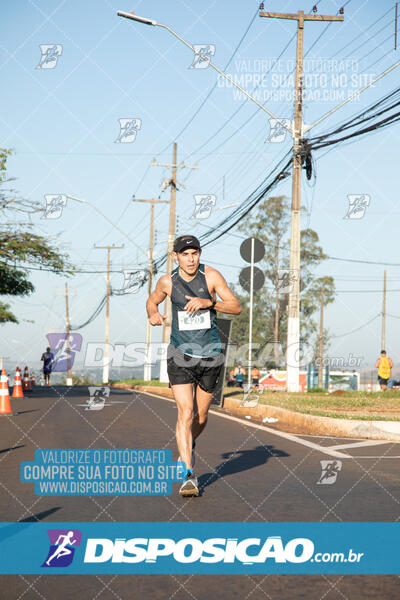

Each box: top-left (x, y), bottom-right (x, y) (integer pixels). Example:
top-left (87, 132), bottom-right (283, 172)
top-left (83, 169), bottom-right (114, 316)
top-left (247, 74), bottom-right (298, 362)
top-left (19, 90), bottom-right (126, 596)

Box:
top-left (178, 310), bottom-right (211, 331)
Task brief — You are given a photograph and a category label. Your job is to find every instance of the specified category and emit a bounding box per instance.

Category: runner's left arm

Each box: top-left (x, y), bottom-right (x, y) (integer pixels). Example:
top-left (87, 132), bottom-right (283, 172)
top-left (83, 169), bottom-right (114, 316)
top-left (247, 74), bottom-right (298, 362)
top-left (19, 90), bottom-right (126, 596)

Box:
top-left (209, 269), bottom-right (242, 315)
top-left (184, 268), bottom-right (241, 315)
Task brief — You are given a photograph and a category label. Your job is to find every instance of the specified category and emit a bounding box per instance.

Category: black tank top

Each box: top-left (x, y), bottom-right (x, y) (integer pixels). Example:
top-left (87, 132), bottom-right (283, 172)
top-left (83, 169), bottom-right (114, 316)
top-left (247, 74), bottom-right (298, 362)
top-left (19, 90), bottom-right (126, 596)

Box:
top-left (170, 263), bottom-right (221, 357)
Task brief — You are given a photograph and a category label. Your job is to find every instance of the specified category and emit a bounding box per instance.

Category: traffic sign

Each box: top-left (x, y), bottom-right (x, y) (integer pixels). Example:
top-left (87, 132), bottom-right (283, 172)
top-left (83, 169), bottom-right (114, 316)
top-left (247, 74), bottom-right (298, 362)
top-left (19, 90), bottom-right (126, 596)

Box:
top-left (240, 237), bottom-right (265, 263)
top-left (239, 266), bottom-right (265, 292)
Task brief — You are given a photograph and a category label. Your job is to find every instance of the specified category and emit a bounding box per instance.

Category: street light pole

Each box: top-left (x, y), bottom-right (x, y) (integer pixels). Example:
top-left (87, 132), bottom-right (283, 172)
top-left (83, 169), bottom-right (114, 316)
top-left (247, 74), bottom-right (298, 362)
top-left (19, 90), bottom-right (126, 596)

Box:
top-left (68, 195), bottom-right (147, 259)
top-left (117, 10), bottom-right (293, 134)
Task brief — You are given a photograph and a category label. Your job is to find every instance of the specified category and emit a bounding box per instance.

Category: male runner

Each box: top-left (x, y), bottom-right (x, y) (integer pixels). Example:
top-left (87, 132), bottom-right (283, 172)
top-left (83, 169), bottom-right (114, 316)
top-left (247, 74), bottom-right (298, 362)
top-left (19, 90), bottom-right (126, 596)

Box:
top-left (41, 346), bottom-right (54, 386)
top-left (147, 235), bottom-right (241, 497)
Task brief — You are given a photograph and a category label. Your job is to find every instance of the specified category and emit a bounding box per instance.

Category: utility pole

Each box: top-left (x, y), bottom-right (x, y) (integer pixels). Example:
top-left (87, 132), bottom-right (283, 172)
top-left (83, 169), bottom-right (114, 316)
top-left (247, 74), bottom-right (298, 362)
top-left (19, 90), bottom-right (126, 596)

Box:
top-left (382, 269), bottom-right (387, 350)
top-left (318, 286), bottom-right (324, 389)
top-left (151, 143), bottom-right (198, 382)
top-left (259, 8), bottom-right (343, 391)
top-left (65, 282), bottom-right (72, 386)
top-left (133, 197), bottom-right (169, 380)
top-left (94, 244), bottom-right (124, 383)
top-left (56, 284), bottom-right (76, 386)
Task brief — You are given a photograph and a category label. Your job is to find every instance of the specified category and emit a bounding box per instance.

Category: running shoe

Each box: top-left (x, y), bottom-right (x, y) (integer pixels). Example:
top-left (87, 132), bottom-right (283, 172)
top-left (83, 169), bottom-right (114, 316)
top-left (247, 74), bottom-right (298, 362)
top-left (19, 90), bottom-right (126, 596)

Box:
top-left (179, 471), bottom-right (199, 497)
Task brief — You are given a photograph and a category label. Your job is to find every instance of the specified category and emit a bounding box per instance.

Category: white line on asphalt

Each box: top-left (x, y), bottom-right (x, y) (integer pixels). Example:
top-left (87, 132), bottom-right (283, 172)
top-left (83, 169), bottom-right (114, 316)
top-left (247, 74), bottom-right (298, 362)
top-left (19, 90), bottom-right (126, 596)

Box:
top-left (134, 389), bottom-right (349, 458)
top-left (133, 389), bottom-right (400, 459)
top-left (325, 440), bottom-right (393, 451)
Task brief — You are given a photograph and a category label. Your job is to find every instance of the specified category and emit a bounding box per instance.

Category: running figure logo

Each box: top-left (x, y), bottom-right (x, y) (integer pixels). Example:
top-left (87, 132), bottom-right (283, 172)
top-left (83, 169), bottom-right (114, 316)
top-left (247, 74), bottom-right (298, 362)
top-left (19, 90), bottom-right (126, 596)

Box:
top-left (46, 333), bottom-right (83, 372)
top-left (277, 270), bottom-right (299, 294)
top-left (41, 194), bottom-right (68, 219)
top-left (344, 194), bottom-right (370, 219)
top-left (36, 45), bottom-right (63, 69)
top-left (115, 118), bottom-right (142, 143)
top-left (86, 386), bottom-right (110, 411)
top-left (189, 44), bottom-right (216, 69)
top-left (42, 529), bottom-right (81, 567)
top-left (120, 269), bottom-right (147, 294)
top-left (317, 460), bottom-right (342, 485)
top-left (191, 195), bottom-right (216, 220)
top-left (239, 384), bottom-right (261, 409)
top-left (266, 118), bottom-right (291, 143)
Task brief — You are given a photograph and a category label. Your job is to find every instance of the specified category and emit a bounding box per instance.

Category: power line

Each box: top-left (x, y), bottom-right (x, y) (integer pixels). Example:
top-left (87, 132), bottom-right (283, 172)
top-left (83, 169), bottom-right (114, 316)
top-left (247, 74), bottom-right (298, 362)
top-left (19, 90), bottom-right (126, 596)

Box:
top-left (331, 314), bottom-right (380, 338)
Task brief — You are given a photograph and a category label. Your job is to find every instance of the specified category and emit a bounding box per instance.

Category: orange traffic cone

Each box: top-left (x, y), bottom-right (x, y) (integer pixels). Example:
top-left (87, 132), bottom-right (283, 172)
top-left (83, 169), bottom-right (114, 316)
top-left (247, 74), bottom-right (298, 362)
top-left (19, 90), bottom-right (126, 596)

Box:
top-left (0, 369), bottom-right (13, 415)
top-left (30, 372), bottom-right (36, 387)
top-left (23, 366), bottom-right (31, 392)
top-left (12, 368), bottom-right (24, 398)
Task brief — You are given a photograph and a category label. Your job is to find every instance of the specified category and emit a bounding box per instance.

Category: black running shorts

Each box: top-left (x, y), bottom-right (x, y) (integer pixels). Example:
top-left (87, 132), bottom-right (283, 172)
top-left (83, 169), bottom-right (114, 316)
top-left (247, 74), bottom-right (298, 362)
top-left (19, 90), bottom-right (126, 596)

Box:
top-left (378, 376), bottom-right (389, 385)
top-left (167, 344), bottom-right (224, 393)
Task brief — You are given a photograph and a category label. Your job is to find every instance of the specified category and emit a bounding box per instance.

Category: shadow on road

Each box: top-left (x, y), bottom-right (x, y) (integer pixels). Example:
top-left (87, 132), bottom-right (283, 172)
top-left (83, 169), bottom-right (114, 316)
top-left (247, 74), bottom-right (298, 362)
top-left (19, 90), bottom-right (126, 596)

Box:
top-left (0, 445), bottom-right (25, 454)
top-left (199, 445), bottom-right (289, 492)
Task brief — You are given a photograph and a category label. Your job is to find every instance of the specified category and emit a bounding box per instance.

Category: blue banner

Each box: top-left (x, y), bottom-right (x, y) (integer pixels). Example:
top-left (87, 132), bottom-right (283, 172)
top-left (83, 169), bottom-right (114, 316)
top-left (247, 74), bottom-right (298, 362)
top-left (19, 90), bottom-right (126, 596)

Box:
top-left (20, 449), bottom-right (184, 496)
top-left (0, 522), bottom-right (398, 574)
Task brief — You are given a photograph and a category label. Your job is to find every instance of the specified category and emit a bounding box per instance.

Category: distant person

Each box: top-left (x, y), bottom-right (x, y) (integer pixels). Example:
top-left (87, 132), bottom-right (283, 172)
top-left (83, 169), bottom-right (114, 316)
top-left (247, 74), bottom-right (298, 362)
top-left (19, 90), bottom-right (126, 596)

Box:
top-left (234, 363), bottom-right (246, 388)
top-left (375, 350), bottom-right (393, 391)
top-left (251, 365), bottom-right (261, 389)
top-left (227, 369), bottom-right (235, 388)
top-left (41, 346), bottom-right (54, 386)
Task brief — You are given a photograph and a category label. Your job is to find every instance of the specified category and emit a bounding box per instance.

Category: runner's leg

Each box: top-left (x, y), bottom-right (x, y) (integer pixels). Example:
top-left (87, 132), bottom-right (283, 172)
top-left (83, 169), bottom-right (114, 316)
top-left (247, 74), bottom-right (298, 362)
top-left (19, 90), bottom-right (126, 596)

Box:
top-left (192, 385), bottom-right (213, 441)
top-left (172, 383), bottom-right (195, 470)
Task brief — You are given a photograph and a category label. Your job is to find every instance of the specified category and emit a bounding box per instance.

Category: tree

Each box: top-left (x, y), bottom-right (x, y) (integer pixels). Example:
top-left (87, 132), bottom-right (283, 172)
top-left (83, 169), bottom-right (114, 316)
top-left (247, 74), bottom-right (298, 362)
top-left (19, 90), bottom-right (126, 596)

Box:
top-left (231, 195), bottom-right (335, 367)
top-left (0, 148), bottom-right (74, 323)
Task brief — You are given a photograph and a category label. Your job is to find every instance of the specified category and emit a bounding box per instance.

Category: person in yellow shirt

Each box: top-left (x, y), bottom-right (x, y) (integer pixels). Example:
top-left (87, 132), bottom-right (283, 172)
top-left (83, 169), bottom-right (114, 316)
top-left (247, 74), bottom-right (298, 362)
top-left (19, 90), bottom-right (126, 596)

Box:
top-left (375, 350), bottom-right (393, 391)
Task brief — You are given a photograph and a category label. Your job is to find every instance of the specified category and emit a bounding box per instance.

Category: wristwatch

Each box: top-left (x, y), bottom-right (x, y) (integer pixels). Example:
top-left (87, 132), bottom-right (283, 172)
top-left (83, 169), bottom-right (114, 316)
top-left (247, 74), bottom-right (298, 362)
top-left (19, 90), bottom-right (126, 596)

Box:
top-left (210, 299), bottom-right (217, 310)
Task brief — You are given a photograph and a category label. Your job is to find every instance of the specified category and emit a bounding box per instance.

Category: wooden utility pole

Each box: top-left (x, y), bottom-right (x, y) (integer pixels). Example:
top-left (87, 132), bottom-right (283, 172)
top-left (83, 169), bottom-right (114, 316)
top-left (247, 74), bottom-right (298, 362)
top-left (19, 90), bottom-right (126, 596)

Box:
top-left (259, 8), bottom-right (343, 392)
top-left (382, 269), bottom-right (387, 350)
top-left (133, 197), bottom-right (169, 380)
top-left (151, 143), bottom-right (198, 381)
top-left (318, 286), bottom-right (325, 388)
top-left (65, 282), bottom-right (72, 386)
top-left (94, 244), bottom-right (124, 384)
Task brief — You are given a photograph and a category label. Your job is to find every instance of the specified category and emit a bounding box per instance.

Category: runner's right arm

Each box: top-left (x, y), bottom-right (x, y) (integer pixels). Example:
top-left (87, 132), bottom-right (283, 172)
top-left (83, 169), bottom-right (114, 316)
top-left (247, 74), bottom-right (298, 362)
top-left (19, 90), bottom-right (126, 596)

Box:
top-left (146, 275), bottom-right (170, 326)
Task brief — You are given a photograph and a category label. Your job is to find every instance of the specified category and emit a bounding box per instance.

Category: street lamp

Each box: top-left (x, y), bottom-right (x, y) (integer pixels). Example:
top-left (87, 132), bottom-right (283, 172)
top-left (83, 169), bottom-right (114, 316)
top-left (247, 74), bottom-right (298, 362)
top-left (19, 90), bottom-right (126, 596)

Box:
top-left (117, 11), bottom-right (292, 134)
top-left (68, 195), bottom-right (147, 258)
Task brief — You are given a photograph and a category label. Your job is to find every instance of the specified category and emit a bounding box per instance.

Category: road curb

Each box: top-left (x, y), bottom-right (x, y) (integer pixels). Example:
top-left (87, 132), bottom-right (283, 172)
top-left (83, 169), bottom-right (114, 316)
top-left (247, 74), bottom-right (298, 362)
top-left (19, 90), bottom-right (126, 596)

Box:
top-left (111, 384), bottom-right (400, 441)
top-left (223, 396), bottom-right (400, 442)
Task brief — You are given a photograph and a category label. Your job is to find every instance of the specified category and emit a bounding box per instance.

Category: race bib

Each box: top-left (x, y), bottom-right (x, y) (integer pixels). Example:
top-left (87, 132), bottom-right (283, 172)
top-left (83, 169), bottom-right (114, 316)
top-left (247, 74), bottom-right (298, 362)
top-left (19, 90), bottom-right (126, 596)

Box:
top-left (178, 310), bottom-right (211, 331)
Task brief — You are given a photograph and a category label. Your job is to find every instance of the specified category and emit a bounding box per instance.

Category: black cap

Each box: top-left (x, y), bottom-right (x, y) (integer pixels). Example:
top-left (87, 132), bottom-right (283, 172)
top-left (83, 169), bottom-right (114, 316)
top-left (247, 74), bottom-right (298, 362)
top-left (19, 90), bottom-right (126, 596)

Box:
top-left (173, 235), bottom-right (201, 253)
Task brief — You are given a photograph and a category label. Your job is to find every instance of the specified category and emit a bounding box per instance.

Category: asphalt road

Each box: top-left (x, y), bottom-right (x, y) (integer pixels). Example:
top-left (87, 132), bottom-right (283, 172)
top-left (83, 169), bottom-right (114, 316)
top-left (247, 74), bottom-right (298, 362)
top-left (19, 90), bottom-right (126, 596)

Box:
top-left (0, 385), bottom-right (398, 599)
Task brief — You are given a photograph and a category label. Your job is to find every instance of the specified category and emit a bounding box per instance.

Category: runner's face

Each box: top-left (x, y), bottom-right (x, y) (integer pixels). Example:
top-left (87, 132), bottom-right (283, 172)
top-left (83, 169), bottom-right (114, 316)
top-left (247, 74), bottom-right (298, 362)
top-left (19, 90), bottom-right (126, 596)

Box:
top-left (176, 248), bottom-right (201, 276)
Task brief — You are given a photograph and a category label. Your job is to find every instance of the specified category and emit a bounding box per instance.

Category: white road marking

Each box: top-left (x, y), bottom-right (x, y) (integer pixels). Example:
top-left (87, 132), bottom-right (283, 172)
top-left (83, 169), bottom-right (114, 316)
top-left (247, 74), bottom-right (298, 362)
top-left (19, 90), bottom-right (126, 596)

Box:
top-left (133, 389), bottom-right (400, 459)
top-left (325, 440), bottom-right (393, 451)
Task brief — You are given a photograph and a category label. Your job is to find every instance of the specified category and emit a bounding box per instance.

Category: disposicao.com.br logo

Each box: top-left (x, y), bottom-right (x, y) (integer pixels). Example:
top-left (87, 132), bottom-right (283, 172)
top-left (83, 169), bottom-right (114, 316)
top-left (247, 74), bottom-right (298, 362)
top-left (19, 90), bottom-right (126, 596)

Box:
top-left (82, 536), bottom-right (363, 565)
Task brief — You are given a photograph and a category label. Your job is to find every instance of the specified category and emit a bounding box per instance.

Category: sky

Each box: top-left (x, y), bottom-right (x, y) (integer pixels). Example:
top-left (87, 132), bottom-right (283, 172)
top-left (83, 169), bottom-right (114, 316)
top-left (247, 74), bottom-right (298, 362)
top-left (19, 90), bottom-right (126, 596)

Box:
top-left (1, 0), bottom-right (400, 376)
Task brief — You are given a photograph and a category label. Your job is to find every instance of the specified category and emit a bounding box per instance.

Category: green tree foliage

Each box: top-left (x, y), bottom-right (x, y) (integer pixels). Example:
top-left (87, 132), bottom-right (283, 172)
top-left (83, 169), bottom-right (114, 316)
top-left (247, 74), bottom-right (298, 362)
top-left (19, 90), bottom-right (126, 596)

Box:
top-left (231, 195), bottom-right (335, 366)
top-left (0, 148), bottom-right (74, 323)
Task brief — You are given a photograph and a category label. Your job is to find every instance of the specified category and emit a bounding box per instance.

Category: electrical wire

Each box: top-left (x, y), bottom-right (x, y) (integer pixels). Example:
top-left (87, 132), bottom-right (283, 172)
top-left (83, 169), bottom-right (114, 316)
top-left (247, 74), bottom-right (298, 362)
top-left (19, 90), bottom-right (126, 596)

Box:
top-left (330, 314), bottom-right (380, 338)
